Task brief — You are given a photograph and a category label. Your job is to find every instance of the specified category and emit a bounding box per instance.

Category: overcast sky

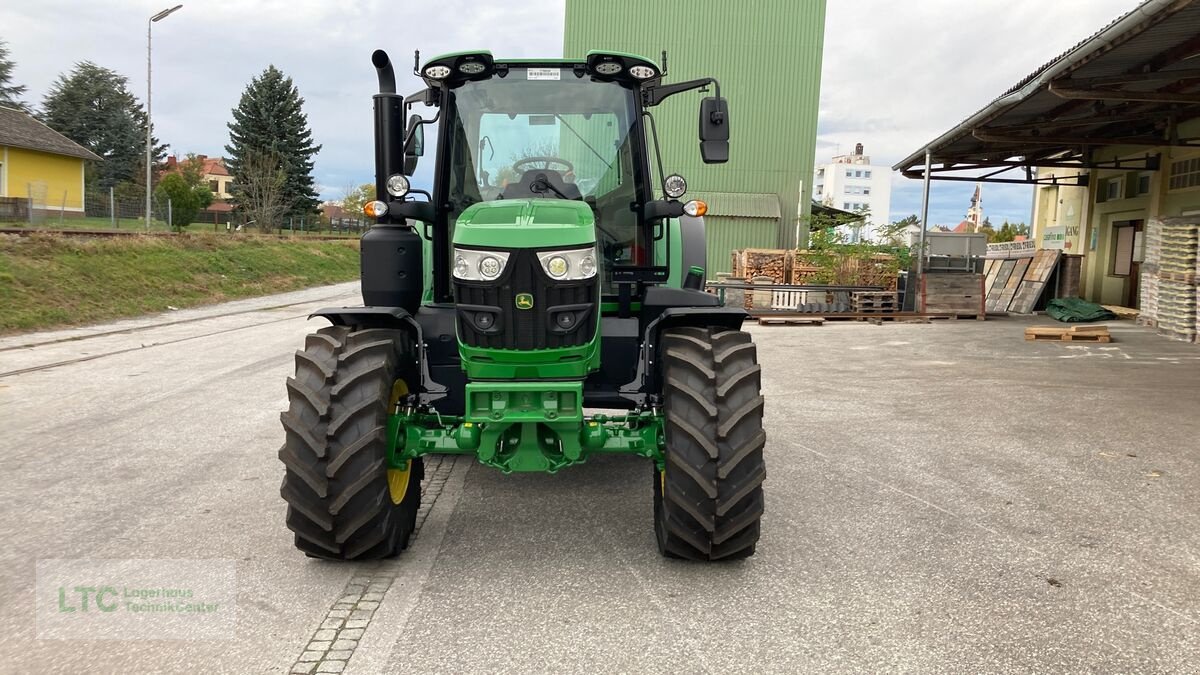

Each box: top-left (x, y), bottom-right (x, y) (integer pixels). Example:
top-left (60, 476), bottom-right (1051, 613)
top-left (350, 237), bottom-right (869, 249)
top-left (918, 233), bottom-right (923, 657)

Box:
top-left (2, 0), bottom-right (1143, 227)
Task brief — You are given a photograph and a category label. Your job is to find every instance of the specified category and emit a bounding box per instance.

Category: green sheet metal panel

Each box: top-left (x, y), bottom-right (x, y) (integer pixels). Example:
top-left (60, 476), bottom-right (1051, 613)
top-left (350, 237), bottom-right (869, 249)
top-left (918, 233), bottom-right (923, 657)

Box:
top-left (564, 0), bottom-right (826, 248)
top-left (689, 191), bottom-right (781, 219)
top-left (705, 215), bottom-right (778, 276)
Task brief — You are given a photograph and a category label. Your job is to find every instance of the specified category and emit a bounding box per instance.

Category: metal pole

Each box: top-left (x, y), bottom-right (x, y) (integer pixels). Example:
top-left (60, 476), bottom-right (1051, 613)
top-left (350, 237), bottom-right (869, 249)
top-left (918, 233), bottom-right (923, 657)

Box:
top-left (110, 186), bottom-right (115, 228)
top-left (145, 17), bottom-right (152, 230)
top-left (145, 5), bottom-right (182, 231)
top-left (168, 198), bottom-right (173, 229)
top-left (916, 148), bottom-right (932, 309)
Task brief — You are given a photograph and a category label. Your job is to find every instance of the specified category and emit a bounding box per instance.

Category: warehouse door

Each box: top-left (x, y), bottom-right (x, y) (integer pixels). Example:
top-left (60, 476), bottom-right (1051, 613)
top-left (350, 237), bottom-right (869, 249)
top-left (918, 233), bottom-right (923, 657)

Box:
top-left (1111, 220), bottom-right (1143, 308)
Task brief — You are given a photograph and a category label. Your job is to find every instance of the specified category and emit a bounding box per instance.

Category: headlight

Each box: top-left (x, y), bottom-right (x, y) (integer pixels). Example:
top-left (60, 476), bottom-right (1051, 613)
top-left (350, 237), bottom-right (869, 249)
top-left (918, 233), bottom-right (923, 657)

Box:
top-left (424, 65), bottom-right (451, 79)
top-left (536, 248), bottom-right (597, 281)
top-left (386, 174), bottom-right (410, 197)
top-left (453, 247), bottom-right (511, 281)
top-left (663, 174), bottom-right (687, 199)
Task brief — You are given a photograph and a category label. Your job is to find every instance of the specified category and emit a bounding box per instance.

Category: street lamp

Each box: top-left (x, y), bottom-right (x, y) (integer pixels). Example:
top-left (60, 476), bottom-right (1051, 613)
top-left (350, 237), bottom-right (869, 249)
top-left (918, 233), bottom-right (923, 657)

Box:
top-left (146, 4), bottom-right (183, 229)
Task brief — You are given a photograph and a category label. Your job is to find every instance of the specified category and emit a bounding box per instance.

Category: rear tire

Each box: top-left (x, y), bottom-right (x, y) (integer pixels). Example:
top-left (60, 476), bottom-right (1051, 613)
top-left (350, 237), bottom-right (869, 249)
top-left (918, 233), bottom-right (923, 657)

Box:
top-left (279, 326), bottom-right (422, 560)
top-left (654, 327), bottom-right (766, 560)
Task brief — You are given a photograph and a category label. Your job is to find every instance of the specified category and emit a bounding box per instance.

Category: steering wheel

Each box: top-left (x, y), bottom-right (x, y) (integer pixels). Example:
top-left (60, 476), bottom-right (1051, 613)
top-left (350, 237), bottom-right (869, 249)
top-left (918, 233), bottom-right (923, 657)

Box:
top-left (513, 156), bottom-right (574, 174)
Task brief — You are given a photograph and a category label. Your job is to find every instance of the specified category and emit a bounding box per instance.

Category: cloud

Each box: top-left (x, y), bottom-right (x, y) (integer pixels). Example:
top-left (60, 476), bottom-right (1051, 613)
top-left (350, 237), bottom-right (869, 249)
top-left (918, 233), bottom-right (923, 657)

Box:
top-left (0, 0), bottom-right (565, 201)
top-left (1, 0), bottom-right (1144, 222)
top-left (818, 0), bottom-right (1143, 226)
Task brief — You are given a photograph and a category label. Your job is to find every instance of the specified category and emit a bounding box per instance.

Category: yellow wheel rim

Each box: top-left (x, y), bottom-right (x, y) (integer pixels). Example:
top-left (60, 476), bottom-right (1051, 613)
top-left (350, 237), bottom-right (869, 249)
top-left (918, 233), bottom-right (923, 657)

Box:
top-left (387, 379), bottom-right (411, 505)
top-left (388, 461), bottom-right (411, 505)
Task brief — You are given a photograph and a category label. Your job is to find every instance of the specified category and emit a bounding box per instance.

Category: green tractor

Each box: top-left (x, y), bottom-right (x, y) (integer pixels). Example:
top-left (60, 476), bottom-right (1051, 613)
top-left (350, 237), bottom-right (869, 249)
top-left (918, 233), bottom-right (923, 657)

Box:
top-left (279, 49), bottom-right (765, 561)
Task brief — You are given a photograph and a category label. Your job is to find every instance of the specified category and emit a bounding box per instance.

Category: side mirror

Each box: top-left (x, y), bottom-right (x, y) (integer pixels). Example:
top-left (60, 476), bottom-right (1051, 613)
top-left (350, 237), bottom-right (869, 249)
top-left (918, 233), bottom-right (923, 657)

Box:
top-left (403, 113), bottom-right (425, 176)
top-left (698, 96), bottom-right (729, 164)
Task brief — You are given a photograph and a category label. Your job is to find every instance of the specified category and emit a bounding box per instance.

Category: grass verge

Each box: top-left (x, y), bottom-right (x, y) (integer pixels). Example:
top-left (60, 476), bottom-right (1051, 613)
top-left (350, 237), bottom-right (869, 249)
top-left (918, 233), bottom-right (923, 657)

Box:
top-left (0, 233), bottom-right (360, 333)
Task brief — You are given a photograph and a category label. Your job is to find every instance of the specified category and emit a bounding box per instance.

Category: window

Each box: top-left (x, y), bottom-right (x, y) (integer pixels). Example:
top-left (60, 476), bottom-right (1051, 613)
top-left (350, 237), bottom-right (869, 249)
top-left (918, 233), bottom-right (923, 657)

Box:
top-left (863, 187), bottom-right (871, 195)
top-left (845, 169), bottom-right (853, 178)
top-left (1100, 178), bottom-right (1123, 202)
top-left (1168, 158), bottom-right (1200, 190)
top-left (864, 170), bottom-right (872, 178)
top-left (209, 180), bottom-right (220, 192)
top-left (843, 202), bottom-right (851, 210)
top-left (1136, 174), bottom-right (1151, 195)
top-left (855, 170), bottom-right (862, 178)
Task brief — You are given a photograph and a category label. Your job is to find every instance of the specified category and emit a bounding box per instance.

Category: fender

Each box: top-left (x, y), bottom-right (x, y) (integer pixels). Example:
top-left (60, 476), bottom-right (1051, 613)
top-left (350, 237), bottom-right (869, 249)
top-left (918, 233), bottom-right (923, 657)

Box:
top-left (619, 304), bottom-right (748, 406)
top-left (309, 306), bottom-right (447, 405)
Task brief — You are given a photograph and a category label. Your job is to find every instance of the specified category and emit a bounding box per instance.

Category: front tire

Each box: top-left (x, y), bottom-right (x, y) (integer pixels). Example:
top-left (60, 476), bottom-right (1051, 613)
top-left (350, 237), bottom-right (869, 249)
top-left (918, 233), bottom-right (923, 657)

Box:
top-left (654, 327), bottom-right (766, 560)
top-left (279, 326), bottom-right (422, 560)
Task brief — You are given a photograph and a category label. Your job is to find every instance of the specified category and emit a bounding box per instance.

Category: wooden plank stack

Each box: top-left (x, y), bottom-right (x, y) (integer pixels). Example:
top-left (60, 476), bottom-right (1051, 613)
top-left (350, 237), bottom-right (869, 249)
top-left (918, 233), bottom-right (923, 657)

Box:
top-left (1025, 325), bottom-right (1112, 343)
top-left (851, 291), bottom-right (899, 314)
top-left (921, 273), bottom-right (986, 319)
top-left (732, 249), bottom-right (791, 284)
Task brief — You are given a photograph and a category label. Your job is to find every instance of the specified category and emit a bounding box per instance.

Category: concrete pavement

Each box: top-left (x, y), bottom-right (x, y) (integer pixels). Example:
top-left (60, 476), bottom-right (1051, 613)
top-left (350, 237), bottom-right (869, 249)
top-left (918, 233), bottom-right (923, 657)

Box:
top-left (1, 285), bottom-right (1198, 672)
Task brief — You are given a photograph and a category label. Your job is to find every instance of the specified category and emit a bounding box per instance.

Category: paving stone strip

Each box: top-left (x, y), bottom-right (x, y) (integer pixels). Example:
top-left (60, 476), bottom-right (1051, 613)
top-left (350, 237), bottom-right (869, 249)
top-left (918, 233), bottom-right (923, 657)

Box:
top-left (289, 455), bottom-right (455, 674)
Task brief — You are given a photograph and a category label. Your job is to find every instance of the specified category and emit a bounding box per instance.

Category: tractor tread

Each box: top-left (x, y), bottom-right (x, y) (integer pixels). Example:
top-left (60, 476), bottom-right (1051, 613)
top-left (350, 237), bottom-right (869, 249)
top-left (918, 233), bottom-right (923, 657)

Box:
top-left (717, 395), bottom-right (765, 438)
top-left (280, 326), bottom-right (421, 561)
top-left (285, 377), bottom-right (328, 417)
top-left (324, 426), bottom-right (385, 478)
top-left (665, 375), bottom-right (719, 417)
top-left (655, 327), bottom-right (765, 561)
top-left (280, 411), bottom-right (327, 460)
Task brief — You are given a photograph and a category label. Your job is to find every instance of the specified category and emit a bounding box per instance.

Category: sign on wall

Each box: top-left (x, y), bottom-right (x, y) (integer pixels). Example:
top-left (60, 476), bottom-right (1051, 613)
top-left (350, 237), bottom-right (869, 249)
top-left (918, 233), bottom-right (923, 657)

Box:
top-left (1041, 225), bottom-right (1066, 250)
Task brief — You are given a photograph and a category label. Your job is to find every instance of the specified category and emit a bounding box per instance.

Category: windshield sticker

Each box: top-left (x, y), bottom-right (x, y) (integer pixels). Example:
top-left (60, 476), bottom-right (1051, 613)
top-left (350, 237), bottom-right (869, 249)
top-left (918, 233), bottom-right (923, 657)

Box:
top-left (527, 68), bottom-right (562, 81)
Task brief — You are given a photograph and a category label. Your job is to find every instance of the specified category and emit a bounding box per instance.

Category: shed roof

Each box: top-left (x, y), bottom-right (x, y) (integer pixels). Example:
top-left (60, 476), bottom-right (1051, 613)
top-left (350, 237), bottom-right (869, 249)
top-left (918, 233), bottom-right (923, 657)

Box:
top-left (688, 191), bottom-right (781, 219)
top-left (0, 106), bottom-right (102, 162)
top-left (895, 0), bottom-right (1200, 184)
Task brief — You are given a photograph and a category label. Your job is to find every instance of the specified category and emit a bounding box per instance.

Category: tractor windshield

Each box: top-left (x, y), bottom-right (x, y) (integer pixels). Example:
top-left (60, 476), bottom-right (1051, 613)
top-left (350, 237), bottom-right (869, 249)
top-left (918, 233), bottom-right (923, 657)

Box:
top-left (444, 67), bottom-right (648, 269)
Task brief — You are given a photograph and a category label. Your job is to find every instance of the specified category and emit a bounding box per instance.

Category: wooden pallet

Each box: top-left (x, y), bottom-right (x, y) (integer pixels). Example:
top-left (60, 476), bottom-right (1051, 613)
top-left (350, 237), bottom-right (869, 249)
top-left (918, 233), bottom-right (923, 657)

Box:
top-left (771, 312), bottom-right (950, 322)
top-left (1024, 325), bottom-right (1112, 343)
top-left (757, 316), bottom-right (825, 326)
top-left (1100, 304), bottom-right (1140, 320)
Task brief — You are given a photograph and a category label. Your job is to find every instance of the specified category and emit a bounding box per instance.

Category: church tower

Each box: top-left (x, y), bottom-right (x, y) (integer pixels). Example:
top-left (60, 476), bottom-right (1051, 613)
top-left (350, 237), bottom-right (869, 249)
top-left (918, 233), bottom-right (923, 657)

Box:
top-left (966, 183), bottom-right (983, 229)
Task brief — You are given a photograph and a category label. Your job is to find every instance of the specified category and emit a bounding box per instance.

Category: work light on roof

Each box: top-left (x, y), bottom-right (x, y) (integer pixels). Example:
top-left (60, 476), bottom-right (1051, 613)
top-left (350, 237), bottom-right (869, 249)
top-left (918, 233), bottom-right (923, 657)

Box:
top-left (459, 61), bottom-right (486, 74)
top-left (424, 65), bottom-right (451, 79)
top-left (628, 65), bottom-right (656, 80)
top-left (594, 62), bottom-right (622, 75)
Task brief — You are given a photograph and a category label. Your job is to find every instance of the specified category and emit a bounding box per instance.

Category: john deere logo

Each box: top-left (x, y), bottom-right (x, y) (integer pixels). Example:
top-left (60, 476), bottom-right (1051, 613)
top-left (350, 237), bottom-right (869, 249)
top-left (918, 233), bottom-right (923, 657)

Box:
top-left (515, 293), bottom-right (534, 310)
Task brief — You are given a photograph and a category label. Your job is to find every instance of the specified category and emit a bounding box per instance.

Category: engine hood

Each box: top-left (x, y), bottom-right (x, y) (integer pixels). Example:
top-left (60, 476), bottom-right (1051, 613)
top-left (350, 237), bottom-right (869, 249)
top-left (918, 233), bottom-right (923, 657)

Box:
top-left (453, 200), bottom-right (595, 249)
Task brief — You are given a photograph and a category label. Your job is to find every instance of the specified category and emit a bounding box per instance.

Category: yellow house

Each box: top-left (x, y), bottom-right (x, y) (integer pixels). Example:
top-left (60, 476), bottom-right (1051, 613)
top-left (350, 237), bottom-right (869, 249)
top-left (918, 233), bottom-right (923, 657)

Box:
top-left (0, 105), bottom-right (100, 218)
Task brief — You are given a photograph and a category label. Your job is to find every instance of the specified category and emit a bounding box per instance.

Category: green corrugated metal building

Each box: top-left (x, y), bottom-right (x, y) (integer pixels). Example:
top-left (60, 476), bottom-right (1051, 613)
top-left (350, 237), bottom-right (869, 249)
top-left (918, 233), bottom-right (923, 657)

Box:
top-left (564, 0), bottom-right (827, 275)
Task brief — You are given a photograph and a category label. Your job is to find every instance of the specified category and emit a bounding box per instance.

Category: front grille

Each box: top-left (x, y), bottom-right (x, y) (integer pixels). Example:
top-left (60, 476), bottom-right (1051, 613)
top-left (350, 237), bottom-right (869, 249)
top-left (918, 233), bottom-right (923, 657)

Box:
top-left (455, 248), bottom-right (598, 350)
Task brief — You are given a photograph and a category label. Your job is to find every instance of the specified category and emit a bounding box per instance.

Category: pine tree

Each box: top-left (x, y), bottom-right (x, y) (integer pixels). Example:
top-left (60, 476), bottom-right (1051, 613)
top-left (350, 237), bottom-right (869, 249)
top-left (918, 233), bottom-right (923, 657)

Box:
top-left (0, 38), bottom-right (30, 112)
top-left (40, 61), bottom-right (164, 190)
top-left (225, 65), bottom-right (321, 227)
